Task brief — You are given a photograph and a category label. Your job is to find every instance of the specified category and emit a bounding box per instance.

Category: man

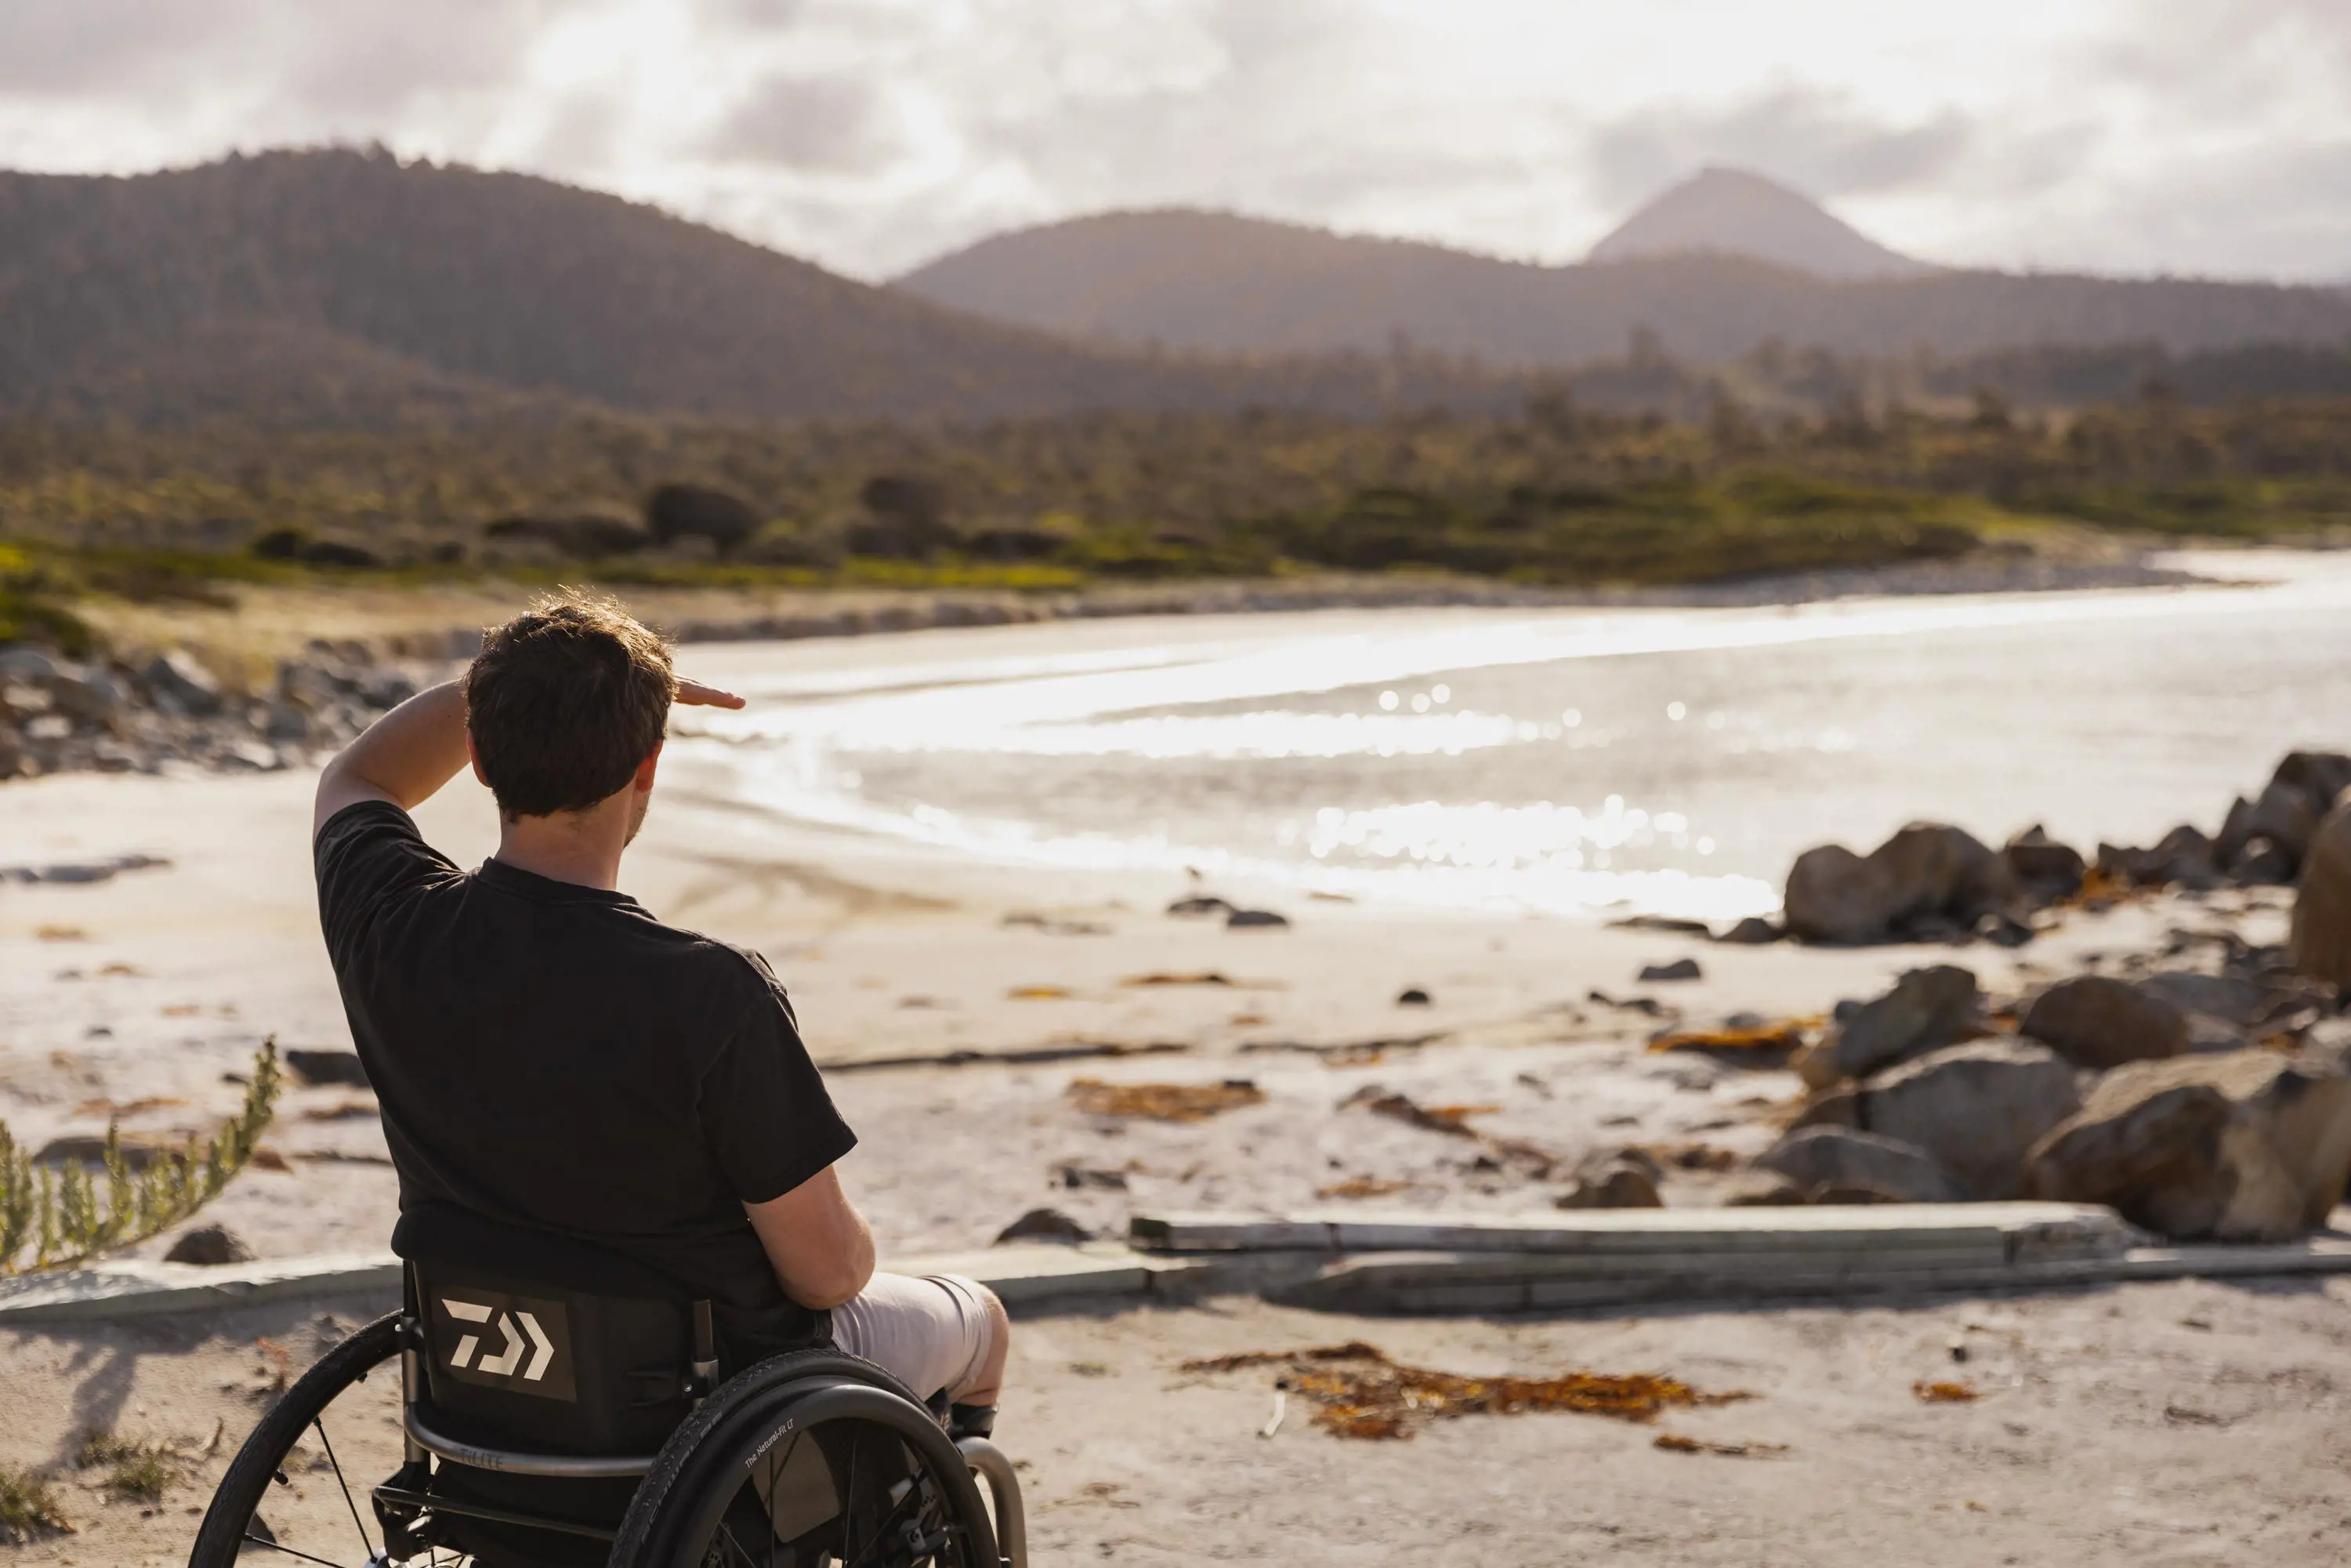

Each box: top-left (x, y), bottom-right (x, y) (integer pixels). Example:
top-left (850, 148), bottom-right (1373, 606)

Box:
top-left (311, 595), bottom-right (1006, 1425)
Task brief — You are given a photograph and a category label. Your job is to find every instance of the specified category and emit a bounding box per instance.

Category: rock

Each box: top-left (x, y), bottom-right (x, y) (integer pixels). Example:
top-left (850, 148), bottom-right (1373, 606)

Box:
top-left (165, 1222), bottom-right (255, 1266)
top-left (2003, 827), bottom-right (2085, 901)
top-left (2269, 751), bottom-right (2351, 815)
top-left (48, 665), bottom-right (129, 726)
top-left (217, 739), bottom-right (284, 771)
top-left (2026, 1050), bottom-right (2351, 1240)
top-left (1806, 965), bottom-right (1982, 1086)
top-left (1811, 1184), bottom-right (1905, 1204)
top-left (0, 646), bottom-right (60, 683)
top-left (1720, 1171), bottom-right (1806, 1206)
top-left (2230, 835), bottom-right (2298, 885)
top-left (1782, 845), bottom-right (1898, 944)
top-left (1755, 1125), bottom-right (1960, 1204)
top-left (34, 1133), bottom-right (170, 1170)
top-left (1052, 1164), bottom-right (1129, 1191)
top-left (994, 1208), bottom-right (1092, 1244)
top-left (1166, 895), bottom-right (1233, 918)
top-left (1714, 916), bottom-right (1781, 944)
top-left (1784, 823), bottom-right (2017, 944)
top-left (2291, 802), bottom-right (2351, 987)
top-left (285, 1048), bottom-right (371, 1088)
top-left (1226, 908), bottom-right (1289, 929)
top-left (2215, 795), bottom-right (2257, 866)
top-left (2244, 782), bottom-right (2320, 867)
top-left (1638, 958), bottom-right (1702, 983)
top-left (1789, 1086), bottom-right (1863, 1131)
top-left (1556, 1157), bottom-right (1665, 1209)
top-left (1610, 915), bottom-right (1713, 935)
top-left (262, 702), bottom-right (313, 742)
top-left (1972, 911), bottom-right (2034, 947)
top-left (2303, 1016), bottom-right (2351, 1072)
top-left (1396, 987), bottom-right (1432, 1006)
top-left (142, 650), bottom-right (224, 717)
top-left (2020, 976), bottom-right (2191, 1070)
top-left (2138, 971), bottom-right (2277, 1030)
top-left (1864, 1039), bottom-right (2082, 1199)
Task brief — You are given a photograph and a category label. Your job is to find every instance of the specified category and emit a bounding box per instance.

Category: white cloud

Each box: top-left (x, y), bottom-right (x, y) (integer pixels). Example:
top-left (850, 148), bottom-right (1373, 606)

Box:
top-left (0, 0), bottom-right (2345, 282)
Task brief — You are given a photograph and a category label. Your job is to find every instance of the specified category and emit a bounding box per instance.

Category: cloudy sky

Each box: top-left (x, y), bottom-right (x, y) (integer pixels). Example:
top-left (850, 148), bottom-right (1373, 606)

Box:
top-left (2, 0), bottom-right (2346, 284)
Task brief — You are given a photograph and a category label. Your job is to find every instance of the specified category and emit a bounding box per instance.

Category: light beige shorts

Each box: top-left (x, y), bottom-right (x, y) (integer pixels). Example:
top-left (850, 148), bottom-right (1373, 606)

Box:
top-left (826, 1271), bottom-right (996, 1403)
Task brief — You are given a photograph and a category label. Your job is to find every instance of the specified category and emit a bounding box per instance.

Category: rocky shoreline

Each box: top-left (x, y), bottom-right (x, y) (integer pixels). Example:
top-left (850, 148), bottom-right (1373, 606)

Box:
top-left (0, 643), bottom-right (433, 781)
top-left (1662, 749), bottom-right (2351, 1244)
top-left (5, 545), bottom-right (2216, 783)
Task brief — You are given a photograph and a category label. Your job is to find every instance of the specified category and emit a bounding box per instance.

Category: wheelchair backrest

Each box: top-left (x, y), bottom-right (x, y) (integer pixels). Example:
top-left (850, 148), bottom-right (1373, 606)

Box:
top-left (396, 1204), bottom-right (705, 1455)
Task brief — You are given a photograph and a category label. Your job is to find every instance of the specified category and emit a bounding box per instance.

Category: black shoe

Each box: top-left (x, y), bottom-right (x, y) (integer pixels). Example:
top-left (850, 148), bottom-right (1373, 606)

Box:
top-left (947, 1403), bottom-right (996, 1439)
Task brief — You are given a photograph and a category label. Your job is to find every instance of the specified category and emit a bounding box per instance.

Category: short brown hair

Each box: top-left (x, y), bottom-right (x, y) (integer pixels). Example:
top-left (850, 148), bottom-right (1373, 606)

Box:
top-left (465, 596), bottom-right (675, 818)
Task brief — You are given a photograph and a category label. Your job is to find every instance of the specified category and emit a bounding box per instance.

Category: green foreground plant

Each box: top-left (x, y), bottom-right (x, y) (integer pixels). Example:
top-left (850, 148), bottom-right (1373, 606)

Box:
top-left (0, 1038), bottom-right (280, 1275)
top-left (75, 1431), bottom-right (181, 1502)
top-left (0, 1465), bottom-right (71, 1541)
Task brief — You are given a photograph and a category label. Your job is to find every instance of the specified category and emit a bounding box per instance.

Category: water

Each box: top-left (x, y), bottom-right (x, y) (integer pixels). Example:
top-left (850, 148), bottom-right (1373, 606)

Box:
top-left (674, 552), bottom-right (2351, 922)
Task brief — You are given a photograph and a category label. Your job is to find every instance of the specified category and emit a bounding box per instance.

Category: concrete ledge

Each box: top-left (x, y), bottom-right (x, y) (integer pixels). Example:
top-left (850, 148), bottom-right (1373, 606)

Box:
top-left (1129, 1204), bottom-right (2142, 1265)
top-left (0, 1251), bottom-right (403, 1325)
top-left (0, 1244), bottom-right (1198, 1327)
top-left (7, 1212), bottom-right (2347, 1327)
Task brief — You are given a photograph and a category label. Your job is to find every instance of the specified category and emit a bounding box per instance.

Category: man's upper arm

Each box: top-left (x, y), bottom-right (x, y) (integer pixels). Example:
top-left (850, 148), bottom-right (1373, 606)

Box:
top-left (312, 800), bottom-right (459, 964)
top-left (697, 964), bottom-right (857, 1205)
top-left (313, 756), bottom-right (402, 839)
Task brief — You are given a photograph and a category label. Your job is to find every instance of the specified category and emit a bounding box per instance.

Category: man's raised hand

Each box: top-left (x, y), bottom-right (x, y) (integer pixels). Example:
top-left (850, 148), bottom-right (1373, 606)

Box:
top-left (676, 678), bottom-right (746, 710)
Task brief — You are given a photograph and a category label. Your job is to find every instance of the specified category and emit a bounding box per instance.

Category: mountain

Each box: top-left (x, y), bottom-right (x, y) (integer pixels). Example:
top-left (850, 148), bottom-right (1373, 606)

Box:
top-left (897, 206), bottom-right (2351, 368)
top-left (1585, 167), bottom-right (1931, 280)
top-left (0, 148), bottom-right (1527, 429)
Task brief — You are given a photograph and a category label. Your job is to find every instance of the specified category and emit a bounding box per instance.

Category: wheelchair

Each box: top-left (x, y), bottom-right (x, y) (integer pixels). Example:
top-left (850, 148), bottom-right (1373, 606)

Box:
top-left (187, 1207), bottom-right (1025, 1568)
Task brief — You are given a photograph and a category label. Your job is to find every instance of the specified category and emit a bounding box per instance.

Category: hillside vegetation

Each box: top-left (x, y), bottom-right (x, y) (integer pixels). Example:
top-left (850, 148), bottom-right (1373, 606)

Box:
top-left (0, 148), bottom-right (1519, 426)
top-left (5, 389), bottom-right (2346, 655)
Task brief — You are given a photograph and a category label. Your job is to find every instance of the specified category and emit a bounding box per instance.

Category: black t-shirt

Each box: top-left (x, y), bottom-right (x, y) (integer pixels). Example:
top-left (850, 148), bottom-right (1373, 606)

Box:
top-left (313, 801), bottom-right (855, 1327)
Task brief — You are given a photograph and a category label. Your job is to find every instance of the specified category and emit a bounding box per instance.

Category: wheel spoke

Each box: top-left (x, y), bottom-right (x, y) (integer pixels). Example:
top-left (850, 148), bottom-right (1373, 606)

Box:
top-left (310, 1417), bottom-right (376, 1561)
top-left (839, 1476), bottom-right (922, 1568)
top-left (241, 1530), bottom-right (365, 1568)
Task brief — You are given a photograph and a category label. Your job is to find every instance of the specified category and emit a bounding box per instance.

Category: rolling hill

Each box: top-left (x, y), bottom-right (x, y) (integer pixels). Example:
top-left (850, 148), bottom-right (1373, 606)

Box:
top-left (0, 148), bottom-right (1524, 428)
top-left (897, 191), bottom-right (2351, 368)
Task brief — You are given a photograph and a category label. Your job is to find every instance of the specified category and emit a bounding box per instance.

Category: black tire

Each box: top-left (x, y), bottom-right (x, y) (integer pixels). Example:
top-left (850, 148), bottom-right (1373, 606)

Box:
top-left (187, 1312), bottom-right (406, 1568)
top-left (610, 1348), bottom-right (998, 1568)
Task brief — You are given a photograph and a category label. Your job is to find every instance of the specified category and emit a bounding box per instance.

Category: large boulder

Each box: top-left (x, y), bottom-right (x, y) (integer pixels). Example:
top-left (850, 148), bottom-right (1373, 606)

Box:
top-left (2291, 801), bottom-right (2351, 988)
top-left (1798, 965), bottom-right (1982, 1087)
top-left (140, 649), bottom-right (225, 717)
top-left (1783, 844), bottom-right (1898, 944)
top-left (1755, 1126), bottom-right (1959, 1204)
top-left (2004, 826), bottom-right (2086, 902)
top-left (2026, 1050), bottom-right (2351, 1240)
top-left (1864, 1039), bottom-right (2082, 1200)
top-left (2020, 976), bottom-right (2190, 1069)
top-left (1784, 823), bottom-right (2017, 944)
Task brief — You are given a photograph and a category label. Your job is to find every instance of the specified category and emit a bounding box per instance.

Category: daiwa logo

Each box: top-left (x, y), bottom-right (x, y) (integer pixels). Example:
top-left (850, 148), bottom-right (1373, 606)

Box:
top-left (432, 1287), bottom-right (576, 1402)
top-left (441, 1298), bottom-right (555, 1382)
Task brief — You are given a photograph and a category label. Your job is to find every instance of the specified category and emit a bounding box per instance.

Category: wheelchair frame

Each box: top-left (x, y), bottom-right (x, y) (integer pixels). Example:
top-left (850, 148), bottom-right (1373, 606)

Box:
top-left (187, 1286), bottom-right (1027, 1568)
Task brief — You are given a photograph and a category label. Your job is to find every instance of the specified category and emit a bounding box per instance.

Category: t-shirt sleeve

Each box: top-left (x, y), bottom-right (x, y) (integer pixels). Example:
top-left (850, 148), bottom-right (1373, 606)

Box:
top-left (698, 962), bottom-right (858, 1205)
top-left (313, 800), bottom-right (462, 970)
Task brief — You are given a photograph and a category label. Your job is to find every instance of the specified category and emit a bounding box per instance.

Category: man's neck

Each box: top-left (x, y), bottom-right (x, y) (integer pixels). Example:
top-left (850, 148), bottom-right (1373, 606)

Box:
top-left (494, 810), bottom-right (629, 891)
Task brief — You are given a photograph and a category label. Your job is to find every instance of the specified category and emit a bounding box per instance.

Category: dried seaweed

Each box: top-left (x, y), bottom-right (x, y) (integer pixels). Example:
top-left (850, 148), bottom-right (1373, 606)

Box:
top-left (1067, 1077), bottom-right (1265, 1121)
top-left (1121, 972), bottom-right (1234, 987)
top-left (1181, 1342), bottom-right (1752, 1440)
top-left (1913, 1380), bottom-right (1980, 1403)
top-left (1315, 1177), bottom-right (1410, 1200)
top-left (1646, 1017), bottom-right (1819, 1059)
top-left (1342, 1088), bottom-right (1559, 1175)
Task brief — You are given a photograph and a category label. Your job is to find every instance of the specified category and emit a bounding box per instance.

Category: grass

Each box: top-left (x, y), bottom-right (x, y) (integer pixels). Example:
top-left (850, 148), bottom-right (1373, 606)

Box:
top-left (76, 1431), bottom-right (179, 1502)
top-left (0, 1465), bottom-right (71, 1540)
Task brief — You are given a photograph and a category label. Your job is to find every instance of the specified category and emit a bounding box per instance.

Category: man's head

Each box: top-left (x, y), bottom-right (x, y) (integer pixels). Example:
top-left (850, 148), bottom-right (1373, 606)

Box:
top-left (464, 596), bottom-right (674, 833)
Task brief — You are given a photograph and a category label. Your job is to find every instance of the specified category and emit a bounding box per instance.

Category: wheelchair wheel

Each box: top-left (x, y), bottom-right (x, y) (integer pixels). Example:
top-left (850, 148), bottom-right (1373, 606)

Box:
top-left (610, 1349), bottom-right (999, 1568)
top-left (187, 1312), bottom-right (408, 1568)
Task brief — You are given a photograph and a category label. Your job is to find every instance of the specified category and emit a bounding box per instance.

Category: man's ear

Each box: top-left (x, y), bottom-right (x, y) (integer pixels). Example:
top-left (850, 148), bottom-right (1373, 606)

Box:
top-left (466, 731), bottom-right (489, 788)
top-left (633, 740), bottom-right (664, 793)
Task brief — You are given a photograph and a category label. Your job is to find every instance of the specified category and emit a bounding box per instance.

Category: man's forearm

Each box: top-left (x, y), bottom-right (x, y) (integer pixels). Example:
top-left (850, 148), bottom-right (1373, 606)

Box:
top-left (314, 679), bottom-right (472, 831)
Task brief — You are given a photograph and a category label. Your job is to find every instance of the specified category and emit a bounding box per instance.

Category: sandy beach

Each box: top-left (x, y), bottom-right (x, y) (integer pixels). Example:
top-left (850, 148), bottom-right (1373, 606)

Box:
top-left (2, 584), bottom-right (2345, 1565)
